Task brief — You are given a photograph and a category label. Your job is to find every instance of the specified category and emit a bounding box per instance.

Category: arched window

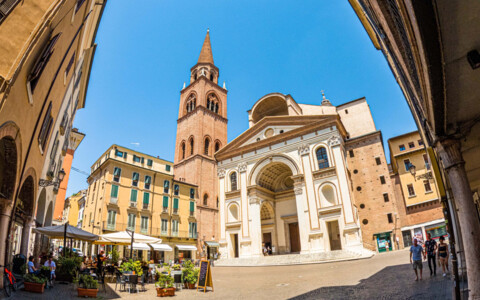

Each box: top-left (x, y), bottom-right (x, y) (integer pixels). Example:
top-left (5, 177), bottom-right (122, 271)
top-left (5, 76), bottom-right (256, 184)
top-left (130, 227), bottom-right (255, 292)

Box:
top-left (204, 138), bottom-right (210, 155)
top-left (207, 99), bottom-right (210, 110)
top-left (194, 73), bottom-right (197, 80)
top-left (190, 138), bottom-right (194, 155)
top-left (215, 103), bottom-right (219, 114)
top-left (228, 204), bottom-right (239, 222)
top-left (186, 94), bottom-right (196, 114)
top-left (321, 185), bottom-right (336, 207)
top-left (210, 74), bottom-right (214, 81)
top-left (203, 194), bottom-right (208, 206)
top-left (215, 142), bottom-right (220, 152)
top-left (316, 147), bottom-right (329, 169)
top-left (181, 142), bottom-right (185, 159)
top-left (230, 172), bottom-right (237, 191)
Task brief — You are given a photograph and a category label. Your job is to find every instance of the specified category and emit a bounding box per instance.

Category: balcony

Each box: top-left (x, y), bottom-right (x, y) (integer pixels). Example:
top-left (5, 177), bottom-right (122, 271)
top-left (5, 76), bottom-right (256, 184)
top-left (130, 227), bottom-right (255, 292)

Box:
top-left (162, 206), bottom-right (168, 213)
top-left (172, 208), bottom-right (178, 214)
top-left (142, 202), bottom-right (149, 210)
top-left (110, 197), bottom-right (118, 205)
top-left (102, 222), bottom-right (151, 235)
top-left (189, 211), bottom-right (195, 217)
top-left (150, 228), bottom-right (195, 239)
top-left (130, 202), bottom-right (137, 208)
top-left (189, 231), bottom-right (198, 239)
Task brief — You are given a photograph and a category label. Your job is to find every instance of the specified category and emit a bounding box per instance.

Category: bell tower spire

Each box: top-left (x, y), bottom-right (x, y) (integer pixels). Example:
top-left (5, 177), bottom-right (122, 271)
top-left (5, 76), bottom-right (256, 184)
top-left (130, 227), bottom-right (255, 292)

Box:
top-left (190, 29), bottom-right (219, 84)
top-left (197, 29), bottom-right (214, 65)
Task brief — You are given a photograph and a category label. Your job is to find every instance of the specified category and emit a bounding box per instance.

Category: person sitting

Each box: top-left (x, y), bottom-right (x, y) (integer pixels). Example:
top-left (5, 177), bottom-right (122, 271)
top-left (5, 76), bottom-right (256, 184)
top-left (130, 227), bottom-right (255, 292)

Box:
top-left (44, 255), bottom-right (56, 280)
top-left (27, 256), bottom-right (40, 275)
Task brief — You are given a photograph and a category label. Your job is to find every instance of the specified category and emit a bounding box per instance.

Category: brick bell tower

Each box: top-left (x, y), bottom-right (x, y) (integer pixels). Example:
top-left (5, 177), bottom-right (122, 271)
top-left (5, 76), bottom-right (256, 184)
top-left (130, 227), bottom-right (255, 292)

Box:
top-left (174, 30), bottom-right (227, 252)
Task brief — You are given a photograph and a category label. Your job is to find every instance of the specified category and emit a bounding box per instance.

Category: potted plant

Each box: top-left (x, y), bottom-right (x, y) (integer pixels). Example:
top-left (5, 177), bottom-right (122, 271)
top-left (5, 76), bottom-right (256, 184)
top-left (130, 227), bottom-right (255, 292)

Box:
top-left (182, 260), bottom-right (199, 289)
top-left (24, 273), bottom-right (47, 293)
top-left (119, 259), bottom-right (143, 276)
top-left (77, 274), bottom-right (99, 297)
top-left (155, 273), bottom-right (175, 297)
top-left (57, 256), bottom-right (82, 282)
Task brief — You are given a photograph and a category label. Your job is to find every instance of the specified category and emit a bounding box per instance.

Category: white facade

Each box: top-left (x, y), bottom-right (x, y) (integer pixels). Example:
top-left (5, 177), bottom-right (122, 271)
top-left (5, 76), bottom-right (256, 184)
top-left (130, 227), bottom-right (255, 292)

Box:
top-left (216, 93), bottom-right (374, 258)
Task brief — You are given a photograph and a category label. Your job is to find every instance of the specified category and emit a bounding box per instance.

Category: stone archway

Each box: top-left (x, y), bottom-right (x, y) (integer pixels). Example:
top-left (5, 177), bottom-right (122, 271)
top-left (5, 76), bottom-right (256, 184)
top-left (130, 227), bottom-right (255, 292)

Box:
top-left (0, 136), bottom-right (18, 202)
top-left (16, 176), bottom-right (36, 256)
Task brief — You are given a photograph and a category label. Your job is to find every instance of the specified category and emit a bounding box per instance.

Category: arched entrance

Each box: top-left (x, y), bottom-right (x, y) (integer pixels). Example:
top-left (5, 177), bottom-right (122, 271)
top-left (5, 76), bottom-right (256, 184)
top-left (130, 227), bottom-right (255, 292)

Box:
top-left (255, 161), bottom-right (300, 254)
top-left (0, 137), bottom-right (18, 201)
top-left (15, 176), bottom-right (36, 256)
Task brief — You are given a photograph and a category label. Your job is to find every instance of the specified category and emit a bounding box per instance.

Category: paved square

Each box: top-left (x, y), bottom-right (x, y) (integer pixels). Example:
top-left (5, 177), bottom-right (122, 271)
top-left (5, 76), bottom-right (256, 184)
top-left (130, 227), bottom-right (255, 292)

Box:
top-left (11, 250), bottom-right (452, 299)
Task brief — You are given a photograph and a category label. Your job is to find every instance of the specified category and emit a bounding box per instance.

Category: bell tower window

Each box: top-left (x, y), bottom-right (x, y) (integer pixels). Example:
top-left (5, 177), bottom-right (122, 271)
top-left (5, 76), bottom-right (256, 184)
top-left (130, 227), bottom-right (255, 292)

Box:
top-left (181, 142), bottom-right (185, 159)
top-left (190, 138), bottom-right (194, 155)
top-left (186, 94), bottom-right (196, 113)
top-left (204, 138), bottom-right (210, 155)
top-left (207, 93), bottom-right (219, 114)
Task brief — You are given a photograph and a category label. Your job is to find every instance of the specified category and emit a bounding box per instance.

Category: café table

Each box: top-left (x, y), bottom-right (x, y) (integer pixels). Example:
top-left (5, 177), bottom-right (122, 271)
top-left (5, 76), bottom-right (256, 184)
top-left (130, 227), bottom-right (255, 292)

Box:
top-left (122, 273), bottom-right (138, 293)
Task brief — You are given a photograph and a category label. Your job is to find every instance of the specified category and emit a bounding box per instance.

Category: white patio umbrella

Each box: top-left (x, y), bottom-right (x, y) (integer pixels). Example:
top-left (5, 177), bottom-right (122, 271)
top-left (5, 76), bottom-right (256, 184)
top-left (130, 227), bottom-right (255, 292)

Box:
top-left (94, 231), bottom-right (162, 258)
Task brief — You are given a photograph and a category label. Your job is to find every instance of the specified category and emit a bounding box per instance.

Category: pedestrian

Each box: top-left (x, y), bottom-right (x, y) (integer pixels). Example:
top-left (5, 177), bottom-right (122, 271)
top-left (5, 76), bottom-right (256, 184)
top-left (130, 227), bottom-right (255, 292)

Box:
top-left (96, 249), bottom-right (105, 275)
top-left (396, 236), bottom-right (400, 250)
top-left (385, 240), bottom-right (389, 252)
top-left (424, 233), bottom-right (437, 276)
top-left (262, 243), bottom-right (268, 256)
top-left (410, 238), bottom-right (424, 281)
top-left (44, 255), bottom-right (56, 280)
top-left (437, 236), bottom-right (449, 277)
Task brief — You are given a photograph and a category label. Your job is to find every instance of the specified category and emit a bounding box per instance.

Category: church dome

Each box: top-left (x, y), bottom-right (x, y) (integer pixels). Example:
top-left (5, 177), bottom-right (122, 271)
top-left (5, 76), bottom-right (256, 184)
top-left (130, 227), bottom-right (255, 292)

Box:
top-left (250, 93), bottom-right (290, 124)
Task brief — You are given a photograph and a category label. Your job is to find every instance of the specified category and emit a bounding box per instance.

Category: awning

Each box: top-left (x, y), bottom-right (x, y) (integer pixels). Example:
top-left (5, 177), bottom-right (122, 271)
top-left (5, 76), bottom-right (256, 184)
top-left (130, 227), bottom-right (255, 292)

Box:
top-left (128, 243), bottom-right (151, 251)
top-left (204, 241), bottom-right (220, 247)
top-left (32, 224), bottom-right (98, 241)
top-left (150, 243), bottom-right (173, 252)
top-left (176, 244), bottom-right (197, 251)
top-left (93, 231), bottom-right (162, 245)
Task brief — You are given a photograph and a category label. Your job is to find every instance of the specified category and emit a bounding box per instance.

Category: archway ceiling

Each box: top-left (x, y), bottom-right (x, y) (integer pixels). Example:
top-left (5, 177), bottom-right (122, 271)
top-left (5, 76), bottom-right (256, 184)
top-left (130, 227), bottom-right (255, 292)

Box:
top-left (257, 163), bottom-right (293, 192)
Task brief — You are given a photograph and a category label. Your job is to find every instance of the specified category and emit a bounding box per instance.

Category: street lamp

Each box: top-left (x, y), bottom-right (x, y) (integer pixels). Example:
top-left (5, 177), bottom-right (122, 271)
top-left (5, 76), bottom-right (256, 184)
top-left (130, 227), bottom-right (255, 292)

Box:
top-left (408, 163), bottom-right (433, 180)
top-left (39, 168), bottom-right (66, 190)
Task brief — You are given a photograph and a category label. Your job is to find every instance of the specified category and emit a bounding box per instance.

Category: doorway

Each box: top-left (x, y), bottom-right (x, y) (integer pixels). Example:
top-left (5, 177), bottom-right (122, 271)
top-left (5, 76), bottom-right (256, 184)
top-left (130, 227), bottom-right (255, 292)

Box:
top-left (327, 220), bottom-right (342, 250)
top-left (263, 232), bottom-right (272, 254)
top-left (231, 233), bottom-right (239, 258)
top-left (289, 222), bottom-right (300, 253)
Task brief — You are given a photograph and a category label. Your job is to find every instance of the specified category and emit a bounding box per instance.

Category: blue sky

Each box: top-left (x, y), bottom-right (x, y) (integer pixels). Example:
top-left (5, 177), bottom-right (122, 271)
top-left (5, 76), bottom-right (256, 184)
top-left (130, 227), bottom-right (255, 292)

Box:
top-left (66, 0), bottom-right (416, 196)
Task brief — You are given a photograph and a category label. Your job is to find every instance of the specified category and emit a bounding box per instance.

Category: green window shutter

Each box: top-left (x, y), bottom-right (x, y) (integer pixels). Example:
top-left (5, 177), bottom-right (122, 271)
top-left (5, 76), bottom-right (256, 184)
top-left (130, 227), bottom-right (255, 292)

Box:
top-left (145, 176), bottom-right (151, 184)
top-left (111, 185), bottom-right (118, 197)
top-left (143, 192), bottom-right (150, 204)
top-left (130, 189), bottom-right (137, 202)
top-left (133, 172), bottom-right (139, 181)
top-left (165, 165), bottom-right (171, 171)
top-left (163, 196), bottom-right (169, 207)
top-left (190, 201), bottom-right (195, 212)
top-left (173, 198), bottom-right (179, 209)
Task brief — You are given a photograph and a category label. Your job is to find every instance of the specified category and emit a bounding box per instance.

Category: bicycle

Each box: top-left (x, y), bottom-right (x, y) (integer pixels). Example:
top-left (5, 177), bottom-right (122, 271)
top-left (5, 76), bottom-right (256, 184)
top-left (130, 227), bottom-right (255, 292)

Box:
top-left (2, 265), bottom-right (17, 297)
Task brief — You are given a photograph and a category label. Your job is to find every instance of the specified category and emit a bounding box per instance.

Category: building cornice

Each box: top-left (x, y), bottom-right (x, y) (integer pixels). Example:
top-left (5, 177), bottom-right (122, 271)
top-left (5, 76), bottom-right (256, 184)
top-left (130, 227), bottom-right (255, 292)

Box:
top-left (177, 105), bottom-right (228, 124)
top-left (180, 75), bottom-right (227, 95)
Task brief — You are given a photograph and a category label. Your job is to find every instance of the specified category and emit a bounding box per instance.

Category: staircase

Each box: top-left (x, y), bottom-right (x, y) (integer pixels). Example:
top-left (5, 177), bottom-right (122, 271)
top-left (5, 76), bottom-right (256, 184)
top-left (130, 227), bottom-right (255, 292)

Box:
top-left (215, 249), bottom-right (374, 267)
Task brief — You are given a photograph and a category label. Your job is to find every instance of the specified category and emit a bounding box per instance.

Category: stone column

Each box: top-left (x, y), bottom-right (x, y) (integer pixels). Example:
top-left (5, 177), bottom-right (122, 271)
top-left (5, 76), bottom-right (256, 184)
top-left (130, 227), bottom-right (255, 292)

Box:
top-left (0, 201), bottom-right (13, 289)
top-left (217, 168), bottom-right (226, 242)
top-left (297, 144), bottom-right (320, 230)
top-left (20, 216), bottom-right (34, 256)
top-left (238, 162), bottom-right (249, 238)
top-left (437, 139), bottom-right (480, 299)
top-left (293, 180), bottom-right (309, 253)
top-left (248, 196), bottom-right (262, 257)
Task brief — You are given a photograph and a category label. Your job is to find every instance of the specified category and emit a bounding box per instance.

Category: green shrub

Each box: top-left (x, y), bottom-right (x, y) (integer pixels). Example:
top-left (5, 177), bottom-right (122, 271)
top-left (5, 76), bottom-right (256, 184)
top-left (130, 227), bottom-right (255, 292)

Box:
top-left (57, 256), bottom-right (82, 277)
top-left (24, 273), bottom-right (47, 284)
top-left (155, 273), bottom-right (174, 289)
top-left (119, 259), bottom-right (143, 276)
top-left (79, 274), bottom-right (98, 289)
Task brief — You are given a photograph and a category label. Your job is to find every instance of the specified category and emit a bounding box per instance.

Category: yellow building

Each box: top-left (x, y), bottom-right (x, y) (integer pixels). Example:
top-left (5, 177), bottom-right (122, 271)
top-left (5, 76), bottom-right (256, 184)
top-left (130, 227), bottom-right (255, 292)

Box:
top-left (388, 131), bottom-right (445, 247)
top-left (62, 190), bottom-right (86, 227)
top-left (82, 145), bottom-right (198, 262)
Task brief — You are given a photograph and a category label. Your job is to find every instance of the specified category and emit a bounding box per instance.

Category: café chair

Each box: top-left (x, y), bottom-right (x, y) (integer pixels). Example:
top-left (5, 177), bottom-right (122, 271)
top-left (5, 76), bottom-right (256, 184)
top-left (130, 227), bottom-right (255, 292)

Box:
top-left (139, 274), bottom-right (147, 292)
top-left (127, 274), bottom-right (138, 293)
top-left (115, 271), bottom-right (126, 292)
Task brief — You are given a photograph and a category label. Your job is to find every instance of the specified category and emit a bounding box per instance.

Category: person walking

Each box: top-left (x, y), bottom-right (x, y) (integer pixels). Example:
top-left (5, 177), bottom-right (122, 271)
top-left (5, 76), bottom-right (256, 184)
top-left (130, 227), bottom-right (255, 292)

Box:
top-left (424, 233), bottom-right (437, 276)
top-left (437, 236), bottom-right (449, 277)
top-left (410, 238), bottom-right (425, 281)
top-left (96, 249), bottom-right (105, 275)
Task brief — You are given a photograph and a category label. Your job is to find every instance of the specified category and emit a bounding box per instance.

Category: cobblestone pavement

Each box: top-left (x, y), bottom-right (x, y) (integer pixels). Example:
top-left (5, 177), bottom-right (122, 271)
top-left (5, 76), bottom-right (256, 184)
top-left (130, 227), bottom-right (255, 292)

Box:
top-left (9, 249), bottom-right (453, 300)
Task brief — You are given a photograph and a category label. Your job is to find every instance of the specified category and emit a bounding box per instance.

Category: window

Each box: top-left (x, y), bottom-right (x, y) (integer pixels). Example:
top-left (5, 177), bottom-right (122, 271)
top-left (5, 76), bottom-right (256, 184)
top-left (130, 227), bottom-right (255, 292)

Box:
top-left (424, 180), bottom-right (432, 193)
top-left (230, 172), bottom-right (238, 191)
top-left (375, 157), bottom-right (381, 165)
top-left (113, 167), bottom-right (121, 182)
top-left (75, 0), bottom-right (86, 13)
top-left (408, 142), bottom-right (415, 149)
top-left (403, 159), bottom-right (411, 172)
top-left (165, 165), bottom-right (171, 172)
top-left (163, 180), bottom-right (170, 193)
top-left (349, 150), bottom-right (354, 157)
top-left (107, 210), bottom-right (116, 230)
top-left (399, 144), bottom-right (406, 151)
top-left (181, 142), bottom-right (186, 159)
top-left (418, 139), bottom-right (424, 146)
top-left (173, 198), bottom-right (179, 214)
top-left (423, 154), bottom-right (431, 170)
top-left (38, 102), bottom-right (54, 151)
top-left (132, 172), bottom-right (139, 187)
top-left (383, 193), bottom-right (389, 202)
top-left (162, 196), bottom-right (169, 212)
top-left (215, 142), bottom-right (220, 152)
top-left (190, 138), bottom-right (194, 155)
top-left (140, 216), bottom-right (148, 234)
top-left (207, 93), bottom-right (219, 113)
top-left (133, 155), bottom-right (141, 163)
top-left (189, 222), bottom-right (197, 238)
top-left (407, 184), bottom-right (415, 197)
top-left (147, 159), bottom-right (153, 166)
top-left (127, 214), bottom-right (136, 231)
top-left (130, 189), bottom-right (137, 206)
top-left (161, 219), bottom-right (168, 235)
top-left (143, 192), bottom-right (150, 209)
top-left (0, 0), bottom-right (21, 23)
top-left (190, 188), bottom-right (195, 199)
top-left (203, 194), bottom-right (208, 206)
top-left (65, 52), bottom-right (75, 76)
top-left (110, 185), bottom-right (119, 203)
top-left (387, 213), bottom-right (393, 223)
top-left (186, 94), bottom-right (196, 113)
top-left (380, 176), bottom-right (386, 184)
top-left (174, 184), bottom-right (179, 196)
top-left (190, 201), bottom-right (195, 216)
top-left (316, 147), bottom-right (329, 169)
top-left (28, 34), bottom-right (61, 94)
top-left (145, 175), bottom-right (151, 189)
top-left (172, 220), bottom-right (179, 236)
top-left (115, 149), bottom-right (124, 157)
top-left (204, 138), bottom-right (210, 155)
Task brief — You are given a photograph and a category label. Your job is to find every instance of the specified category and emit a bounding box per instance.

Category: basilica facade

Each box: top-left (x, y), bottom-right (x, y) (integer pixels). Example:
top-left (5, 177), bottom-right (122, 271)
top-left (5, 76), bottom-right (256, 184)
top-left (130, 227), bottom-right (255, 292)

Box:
top-left (215, 93), bottom-right (386, 258)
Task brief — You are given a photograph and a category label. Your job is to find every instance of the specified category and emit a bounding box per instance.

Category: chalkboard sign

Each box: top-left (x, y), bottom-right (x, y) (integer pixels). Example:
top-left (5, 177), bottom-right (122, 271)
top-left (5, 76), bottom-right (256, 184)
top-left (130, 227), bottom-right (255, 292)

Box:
top-left (197, 260), bottom-right (213, 293)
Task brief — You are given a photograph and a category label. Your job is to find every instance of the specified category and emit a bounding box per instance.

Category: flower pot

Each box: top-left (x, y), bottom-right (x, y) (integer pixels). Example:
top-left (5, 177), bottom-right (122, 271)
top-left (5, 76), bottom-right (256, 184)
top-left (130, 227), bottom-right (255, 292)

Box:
top-left (24, 282), bottom-right (45, 293)
top-left (77, 288), bottom-right (99, 298)
top-left (188, 283), bottom-right (196, 289)
top-left (156, 287), bottom-right (176, 297)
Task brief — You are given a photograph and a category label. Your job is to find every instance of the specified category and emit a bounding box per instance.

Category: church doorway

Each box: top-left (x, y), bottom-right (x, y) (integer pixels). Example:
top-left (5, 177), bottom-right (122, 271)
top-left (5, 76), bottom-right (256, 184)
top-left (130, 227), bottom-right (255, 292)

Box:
top-left (262, 232), bottom-right (272, 254)
top-left (231, 233), bottom-right (239, 258)
top-left (289, 222), bottom-right (301, 253)
top-left (327, 220), bottom-right (342, 250)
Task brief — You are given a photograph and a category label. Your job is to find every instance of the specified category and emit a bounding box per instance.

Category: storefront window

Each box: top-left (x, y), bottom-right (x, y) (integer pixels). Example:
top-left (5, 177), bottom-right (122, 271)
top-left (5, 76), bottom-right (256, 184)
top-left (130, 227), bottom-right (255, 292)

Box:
top-left (426, 223), bottom-right (448, 240)
top-left (402, 230), bottom-right (412, 247)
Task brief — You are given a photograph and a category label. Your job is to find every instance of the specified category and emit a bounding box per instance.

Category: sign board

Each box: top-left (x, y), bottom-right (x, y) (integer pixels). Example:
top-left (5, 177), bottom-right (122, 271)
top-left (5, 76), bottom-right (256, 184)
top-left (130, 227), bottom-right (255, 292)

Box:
top-left (197, 260), bottom-right (213, 293)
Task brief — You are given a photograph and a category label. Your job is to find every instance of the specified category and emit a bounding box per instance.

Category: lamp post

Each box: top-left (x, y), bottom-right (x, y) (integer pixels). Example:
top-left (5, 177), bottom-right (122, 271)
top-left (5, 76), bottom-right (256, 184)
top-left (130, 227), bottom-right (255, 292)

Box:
top-left (408, 163), bottom-right (433, 181)
top-left (126, 229), bottom-right (134, 259)
top-left (39, 168), bottom-right (66, 190)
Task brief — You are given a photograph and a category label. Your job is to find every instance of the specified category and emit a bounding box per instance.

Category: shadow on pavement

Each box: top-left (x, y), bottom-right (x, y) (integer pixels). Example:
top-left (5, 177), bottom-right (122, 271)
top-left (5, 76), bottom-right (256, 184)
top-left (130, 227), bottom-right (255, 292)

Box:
top-left (290, 263), bottom-right (453, 300)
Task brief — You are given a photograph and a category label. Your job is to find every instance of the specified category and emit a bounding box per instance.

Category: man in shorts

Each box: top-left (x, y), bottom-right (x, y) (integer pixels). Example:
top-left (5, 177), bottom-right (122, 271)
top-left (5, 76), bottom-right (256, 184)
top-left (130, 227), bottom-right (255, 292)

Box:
top-left (410, 238), bottom-right (425, 281)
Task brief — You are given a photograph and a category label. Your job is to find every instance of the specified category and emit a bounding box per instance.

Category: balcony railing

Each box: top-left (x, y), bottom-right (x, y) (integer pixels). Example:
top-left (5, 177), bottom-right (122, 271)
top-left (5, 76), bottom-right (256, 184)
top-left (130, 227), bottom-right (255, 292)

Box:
top-left (102, 222), bottom-right (150, 235)
top-left (189, 231), bottom-right (198, 239)
top-left (110, 197), bottom-right (118, 205)
top-left (172, 208), bottom-right (178, 214)
top-left (130, 202), bottom-right (137, 208)
top-left (150, 228), bottom-right (196, 239)
top-left (142, 202), bottom-right (149, 210)
top-left (189, 211), bottom-right (195, 217)
top-left (162, 207), bottom-right (168, 213)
